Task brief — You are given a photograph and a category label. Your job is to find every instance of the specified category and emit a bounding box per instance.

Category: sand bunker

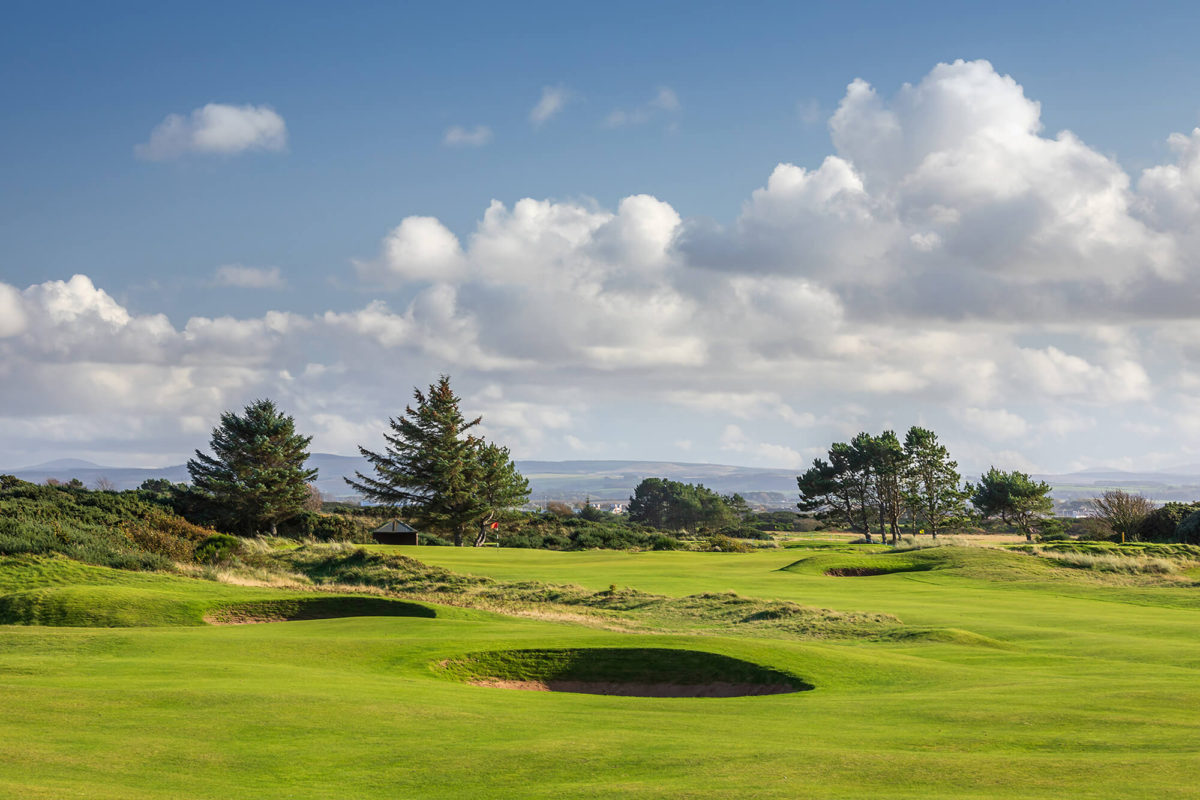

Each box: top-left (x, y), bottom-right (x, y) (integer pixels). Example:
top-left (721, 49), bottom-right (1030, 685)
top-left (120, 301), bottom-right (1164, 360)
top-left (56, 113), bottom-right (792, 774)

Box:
top-left (205, 595), bottom-right (435, 625)
top-left (444, 647), bottom-right (811, 698)
top-left (468, 679), bottom-right (800, 697)
top-left (824, 566), bottom-right (895, 577)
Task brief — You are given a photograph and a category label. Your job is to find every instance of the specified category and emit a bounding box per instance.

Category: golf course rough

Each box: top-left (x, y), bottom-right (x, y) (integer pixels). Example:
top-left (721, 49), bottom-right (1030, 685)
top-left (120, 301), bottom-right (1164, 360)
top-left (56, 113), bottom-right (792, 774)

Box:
top-left (4, 545), bottom-right (1200, 798)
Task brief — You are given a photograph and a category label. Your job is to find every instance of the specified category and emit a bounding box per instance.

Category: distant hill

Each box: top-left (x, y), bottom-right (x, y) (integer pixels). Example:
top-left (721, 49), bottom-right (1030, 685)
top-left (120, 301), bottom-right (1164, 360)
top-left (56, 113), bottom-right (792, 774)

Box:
top-left (9, 455), bottom-right (1200, 507)
top-left (2, 454), bottom-right (799, 507)
top-left (21, 458), bottom-right (105, 470)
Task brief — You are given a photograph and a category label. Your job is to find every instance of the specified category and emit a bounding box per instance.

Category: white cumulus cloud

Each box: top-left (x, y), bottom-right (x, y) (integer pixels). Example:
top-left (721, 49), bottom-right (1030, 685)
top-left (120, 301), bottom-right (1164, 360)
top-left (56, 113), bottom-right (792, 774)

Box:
top-left (135, 103), bottom-right (288, 160)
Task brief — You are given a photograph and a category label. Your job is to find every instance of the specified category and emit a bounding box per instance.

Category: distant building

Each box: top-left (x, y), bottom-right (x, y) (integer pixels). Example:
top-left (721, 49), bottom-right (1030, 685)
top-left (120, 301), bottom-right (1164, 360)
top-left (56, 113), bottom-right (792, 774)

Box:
top-left (372, 520), bottom-right (419, 545)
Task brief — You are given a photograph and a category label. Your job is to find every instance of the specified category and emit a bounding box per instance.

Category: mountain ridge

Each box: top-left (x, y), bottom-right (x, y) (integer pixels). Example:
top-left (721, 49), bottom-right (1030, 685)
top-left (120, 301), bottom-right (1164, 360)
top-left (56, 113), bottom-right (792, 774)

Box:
top-left (8, 455), bottom-right (1200, 505)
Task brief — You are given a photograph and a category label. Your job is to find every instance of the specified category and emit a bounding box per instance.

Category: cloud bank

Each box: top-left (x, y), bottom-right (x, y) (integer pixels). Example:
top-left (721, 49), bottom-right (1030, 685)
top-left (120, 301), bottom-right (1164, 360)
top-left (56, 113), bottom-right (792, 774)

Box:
top-left (11, 61), bottom-right (1200, 473)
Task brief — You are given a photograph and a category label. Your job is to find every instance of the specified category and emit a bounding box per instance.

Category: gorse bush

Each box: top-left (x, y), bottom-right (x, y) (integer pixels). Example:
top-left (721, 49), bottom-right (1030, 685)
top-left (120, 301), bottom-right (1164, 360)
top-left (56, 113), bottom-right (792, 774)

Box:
top-left (278, 510), bottom-right (375, 543)
top-left (1135, 502), bottom-right (1200, 542)
top-left (195, 533), bottom-right (244, 564)
top-left (0, 479), bottom-right (212, 570)
top-left (495, 513), bottom-right (665, 551)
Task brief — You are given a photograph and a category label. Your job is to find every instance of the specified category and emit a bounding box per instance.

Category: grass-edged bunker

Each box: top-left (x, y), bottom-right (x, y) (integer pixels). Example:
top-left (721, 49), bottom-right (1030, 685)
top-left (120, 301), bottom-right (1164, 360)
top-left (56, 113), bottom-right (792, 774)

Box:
top-left (440, 647), bottom-right (813, 697)
top-left (205, 595), bottom-right (437, 624)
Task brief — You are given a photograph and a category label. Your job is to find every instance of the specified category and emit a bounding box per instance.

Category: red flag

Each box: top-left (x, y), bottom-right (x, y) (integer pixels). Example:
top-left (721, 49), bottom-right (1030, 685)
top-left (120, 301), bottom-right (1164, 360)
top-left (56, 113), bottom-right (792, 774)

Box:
top-left (489, 522), bottom-right (499, 530)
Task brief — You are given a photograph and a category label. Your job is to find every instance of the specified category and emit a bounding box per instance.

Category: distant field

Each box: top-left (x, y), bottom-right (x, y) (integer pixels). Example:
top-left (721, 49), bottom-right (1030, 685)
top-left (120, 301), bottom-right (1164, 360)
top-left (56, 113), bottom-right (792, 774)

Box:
top-left (2, 545), bottom-right (1199, 798)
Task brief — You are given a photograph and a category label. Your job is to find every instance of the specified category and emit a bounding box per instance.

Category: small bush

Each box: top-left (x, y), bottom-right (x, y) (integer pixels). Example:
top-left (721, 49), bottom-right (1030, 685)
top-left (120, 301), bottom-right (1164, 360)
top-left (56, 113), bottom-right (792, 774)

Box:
top-left (278, 511), bottom-right (373, 543)
top-left (703, 534), bottom-right (753, 553)
top-left (195, 533), bottom-right (244, 564)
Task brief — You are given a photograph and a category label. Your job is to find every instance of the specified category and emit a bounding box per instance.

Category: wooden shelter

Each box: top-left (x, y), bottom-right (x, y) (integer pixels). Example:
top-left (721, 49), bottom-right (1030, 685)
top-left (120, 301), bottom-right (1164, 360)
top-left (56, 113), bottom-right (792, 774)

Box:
top-left (372, 519), bottom-right (419, 545)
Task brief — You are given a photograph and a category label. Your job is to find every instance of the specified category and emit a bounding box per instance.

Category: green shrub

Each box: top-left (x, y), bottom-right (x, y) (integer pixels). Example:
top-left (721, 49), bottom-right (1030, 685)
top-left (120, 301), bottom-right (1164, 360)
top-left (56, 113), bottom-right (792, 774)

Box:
top-left (718, 523), bottom-right (771, 540)
top-left (1174, 510), bottom-right (1200, 544)
top-left (1136, 502), bottom-right (1200, 542)
top-left (749, 511), bottom-right (820, 533)
top-left (571, 525), bottom-right (652, 550)
top-left (195, 533), bottom-right (244, 564)
top-left (494, 512), bottom-right (668, 551)
top-left (278, 511), bottom-right (373, 542)
top-left (0, 479), bottom-right (207, 570)
top-left (703, 534), bottom-right (753, 553)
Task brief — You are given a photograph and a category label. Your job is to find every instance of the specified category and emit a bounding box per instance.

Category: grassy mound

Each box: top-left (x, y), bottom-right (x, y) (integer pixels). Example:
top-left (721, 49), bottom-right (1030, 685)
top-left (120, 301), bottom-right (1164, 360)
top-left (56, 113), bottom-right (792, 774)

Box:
top-left (0, 554), bottom-right (437, 627)
top-left (441, 647), bottom-right (812, 697)
top-left (784, 545), bottom-right (1059, 581)
top-left (266, 544), bottom-right (900, 638)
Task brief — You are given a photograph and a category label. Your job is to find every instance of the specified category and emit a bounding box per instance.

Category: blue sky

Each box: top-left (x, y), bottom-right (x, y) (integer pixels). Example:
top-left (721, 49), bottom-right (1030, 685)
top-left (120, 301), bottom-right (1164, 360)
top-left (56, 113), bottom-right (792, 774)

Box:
top-left (4, 1), bottom-right (1200, 472)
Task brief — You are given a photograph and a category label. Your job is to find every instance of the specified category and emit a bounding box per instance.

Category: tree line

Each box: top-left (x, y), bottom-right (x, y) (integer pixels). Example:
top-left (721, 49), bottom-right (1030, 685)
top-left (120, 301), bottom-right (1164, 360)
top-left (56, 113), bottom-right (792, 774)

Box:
top-left (797, 427), bottom-right (1056, 542)
top-left (184, 376), bottom-right (529, 545)
top-left (167, 376), bottom-right (1193, 548)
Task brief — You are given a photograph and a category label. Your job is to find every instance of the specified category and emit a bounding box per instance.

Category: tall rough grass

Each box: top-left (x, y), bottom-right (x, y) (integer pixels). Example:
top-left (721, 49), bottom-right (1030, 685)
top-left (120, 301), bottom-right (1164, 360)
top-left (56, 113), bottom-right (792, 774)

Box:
top-left (1031, 548), bottom-right (1181, 574)
top-left (891, 536), bottom-right (976, 552)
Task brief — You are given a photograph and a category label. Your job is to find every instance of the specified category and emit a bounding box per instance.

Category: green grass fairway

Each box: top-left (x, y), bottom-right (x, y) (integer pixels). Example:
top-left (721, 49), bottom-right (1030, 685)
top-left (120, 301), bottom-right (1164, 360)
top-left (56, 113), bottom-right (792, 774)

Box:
top-left (3, 547), bottom-right (1200, 798)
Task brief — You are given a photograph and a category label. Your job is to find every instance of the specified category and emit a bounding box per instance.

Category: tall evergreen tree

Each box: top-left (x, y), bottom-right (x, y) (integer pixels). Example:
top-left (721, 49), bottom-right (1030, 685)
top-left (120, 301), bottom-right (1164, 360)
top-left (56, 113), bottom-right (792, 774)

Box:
top-left (870, 430), bottom-right (907, 544)
top-left (347, 376), bottom-right (529, 546)
top-left (471, 441), bottom-right (530, 546)
top-left (187, 399), bottom-right (317, 535)
top-left (902, 426), bottom-right (966, 539)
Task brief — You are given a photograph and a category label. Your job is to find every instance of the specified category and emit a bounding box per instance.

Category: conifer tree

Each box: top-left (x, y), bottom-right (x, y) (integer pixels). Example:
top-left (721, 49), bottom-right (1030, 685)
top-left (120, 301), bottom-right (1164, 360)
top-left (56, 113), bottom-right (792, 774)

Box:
top-left (902, 426), bottom-right (967, 539)
top-left (347, 376), bottom-right (529, 546)
top-left (969, 467), bottom-right (1053, 541)
top-left (187, 399), bottom-right (317, 535)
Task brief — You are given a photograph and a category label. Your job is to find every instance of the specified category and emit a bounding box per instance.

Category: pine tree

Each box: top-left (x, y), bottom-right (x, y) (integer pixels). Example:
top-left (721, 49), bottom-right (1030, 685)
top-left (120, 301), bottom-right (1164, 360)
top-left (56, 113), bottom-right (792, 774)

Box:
top-left (187, 399), bottom-right (317, 535)
top-left (969, 467), bottom-right (1053, 541)
top-left (902, 426), bottom-right (967, 539)
top-left (471, 441), bottom-right (529, 546)
top-left (347, 376), bottom-right (529, 546)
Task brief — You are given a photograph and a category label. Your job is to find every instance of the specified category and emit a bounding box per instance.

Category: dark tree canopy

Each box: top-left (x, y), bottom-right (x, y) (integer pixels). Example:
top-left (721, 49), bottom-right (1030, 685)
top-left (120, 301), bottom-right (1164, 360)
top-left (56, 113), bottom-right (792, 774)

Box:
top-left (1135, 502), bottom-right (1200, 543)
top-left (798, 427), bottom-right (961, 543)
top-left (187, 399), bottom-right (317, 535)
top-left (969, 467), bottom-right (1053, 541)
top-left (627, 478), bottom-right (737, 533)
top-left (347, 375), bottom-right (529, 546)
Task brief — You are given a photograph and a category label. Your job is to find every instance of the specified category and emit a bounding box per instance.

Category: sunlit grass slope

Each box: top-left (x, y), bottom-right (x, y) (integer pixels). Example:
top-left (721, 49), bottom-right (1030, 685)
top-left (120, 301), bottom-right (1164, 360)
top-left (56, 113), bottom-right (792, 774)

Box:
top-left (1, 546), bottom-right (1199, 798)
top-left (0, 555), bottom-right (437, 627)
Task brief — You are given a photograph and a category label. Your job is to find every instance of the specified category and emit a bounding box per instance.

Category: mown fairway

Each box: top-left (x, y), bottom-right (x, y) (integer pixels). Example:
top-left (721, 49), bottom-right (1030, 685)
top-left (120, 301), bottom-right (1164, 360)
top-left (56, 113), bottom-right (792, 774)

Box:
top-left (2, 546), bottom-right (1199, 799)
